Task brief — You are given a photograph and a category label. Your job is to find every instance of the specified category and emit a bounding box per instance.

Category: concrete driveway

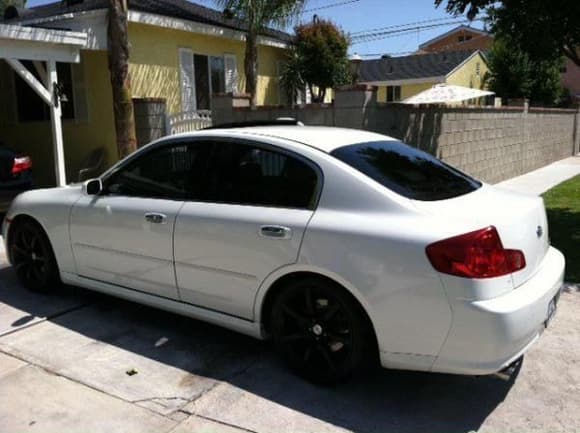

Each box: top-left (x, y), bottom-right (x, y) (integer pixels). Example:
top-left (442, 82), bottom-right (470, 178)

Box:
top-left (1, 251), bottom-right (580, 433)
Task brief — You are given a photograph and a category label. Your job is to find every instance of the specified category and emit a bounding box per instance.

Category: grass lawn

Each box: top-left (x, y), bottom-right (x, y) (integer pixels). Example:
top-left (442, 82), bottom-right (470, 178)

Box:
top-left (543, 175), bottom-right (580, 283)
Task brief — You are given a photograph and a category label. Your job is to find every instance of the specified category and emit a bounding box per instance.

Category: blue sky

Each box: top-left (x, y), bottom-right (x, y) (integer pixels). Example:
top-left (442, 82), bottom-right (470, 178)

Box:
top-left (26, 0), bottom-right (484, 58)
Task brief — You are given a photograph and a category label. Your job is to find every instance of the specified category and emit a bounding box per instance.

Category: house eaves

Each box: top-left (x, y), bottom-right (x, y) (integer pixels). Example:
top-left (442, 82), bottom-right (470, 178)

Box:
top-left (2, 0), bottom-right (291, 48)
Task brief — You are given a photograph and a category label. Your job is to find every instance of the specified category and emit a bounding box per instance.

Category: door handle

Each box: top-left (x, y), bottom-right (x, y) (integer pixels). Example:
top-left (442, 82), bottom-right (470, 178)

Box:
top-left (145, 213), bottom-right (167, 224)
top-left (259, 225), bottom-right (292, 239)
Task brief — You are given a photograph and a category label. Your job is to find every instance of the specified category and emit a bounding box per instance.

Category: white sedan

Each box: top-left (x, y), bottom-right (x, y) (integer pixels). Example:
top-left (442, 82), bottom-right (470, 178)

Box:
top-left (2, 124), bottom-right (565, 383)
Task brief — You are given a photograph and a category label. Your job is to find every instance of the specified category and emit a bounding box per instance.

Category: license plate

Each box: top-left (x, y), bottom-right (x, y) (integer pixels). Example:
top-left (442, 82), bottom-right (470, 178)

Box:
top-left (545, 289), bottom-right (562, 328)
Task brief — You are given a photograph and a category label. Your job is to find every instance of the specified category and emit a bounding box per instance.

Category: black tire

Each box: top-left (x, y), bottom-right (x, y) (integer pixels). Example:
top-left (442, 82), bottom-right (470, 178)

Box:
top-left (8, 219), bottom-right (60, 292)
top-left (271, 277), bottom-right (372, 384)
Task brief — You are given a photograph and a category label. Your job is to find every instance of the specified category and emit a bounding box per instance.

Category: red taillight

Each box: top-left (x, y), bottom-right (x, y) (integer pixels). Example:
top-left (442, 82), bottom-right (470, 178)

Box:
top-left (12, 156), bottom-right (32, 175)
top-left (426, 226), bottom-right (526, 279)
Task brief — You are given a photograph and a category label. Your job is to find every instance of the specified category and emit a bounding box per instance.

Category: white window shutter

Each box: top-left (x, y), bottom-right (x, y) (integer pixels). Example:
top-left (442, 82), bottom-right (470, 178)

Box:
top-left (71, 61), bottom-right (89, 122)
top-left (179, 48), bottom-right (196, 112)
top-left (224, 54), bottom-right (238, 94)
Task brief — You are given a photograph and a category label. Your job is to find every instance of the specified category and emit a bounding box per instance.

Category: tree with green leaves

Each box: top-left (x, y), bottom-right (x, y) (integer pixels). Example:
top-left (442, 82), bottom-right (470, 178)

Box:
top-left (485, 37), bottom-right (564, 106)
top-left (217, 0), bottom-right (305, 109)
top-left (293, 19), bottom-right (350, 103)
top-left (279, 47), bottom-right (305, 106)
top-left (435, 0), bottom-right (580, 66)
top-left (1, 0), bottom-right (25, 11)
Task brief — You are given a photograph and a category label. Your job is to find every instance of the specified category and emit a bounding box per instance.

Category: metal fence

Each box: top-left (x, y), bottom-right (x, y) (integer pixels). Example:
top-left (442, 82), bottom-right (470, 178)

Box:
top-left (165, 110), bottom-right (212, 135)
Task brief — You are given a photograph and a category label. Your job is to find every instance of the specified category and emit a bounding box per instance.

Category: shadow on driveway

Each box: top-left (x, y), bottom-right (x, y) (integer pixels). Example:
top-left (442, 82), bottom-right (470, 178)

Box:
top-left (0, 265), bottom-right (518, 433)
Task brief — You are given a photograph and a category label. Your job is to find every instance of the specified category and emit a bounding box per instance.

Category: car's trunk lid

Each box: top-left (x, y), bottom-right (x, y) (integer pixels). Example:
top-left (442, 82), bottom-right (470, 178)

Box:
top-left (412, 184), bottom-right (550, 289)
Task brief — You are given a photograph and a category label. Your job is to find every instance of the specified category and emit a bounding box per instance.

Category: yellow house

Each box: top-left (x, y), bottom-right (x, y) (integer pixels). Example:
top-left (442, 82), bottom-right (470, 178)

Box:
top-left (0, 0), bottom-right (290, 186)
top-left (357, 50), bottom-right (489, 103)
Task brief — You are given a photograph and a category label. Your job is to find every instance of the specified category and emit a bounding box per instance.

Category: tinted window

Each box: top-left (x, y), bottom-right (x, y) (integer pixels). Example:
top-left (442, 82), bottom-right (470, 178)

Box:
top-left (105, 142), bottom-right (212, 200)
top-left (331, 141), bottom-right (481, 201)
top-left (208, 142), bottom-right (318, 209)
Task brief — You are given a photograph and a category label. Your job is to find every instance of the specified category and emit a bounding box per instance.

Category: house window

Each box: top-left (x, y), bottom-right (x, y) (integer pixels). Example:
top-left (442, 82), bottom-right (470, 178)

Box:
top-left (14, 61), bottom-right (75, 122)
top-left (386, 85), bottom-right (401, 102)
top-left (180, 50), bottom-right (237, 112)
top-left (458, 35), bottom-right (472, 43)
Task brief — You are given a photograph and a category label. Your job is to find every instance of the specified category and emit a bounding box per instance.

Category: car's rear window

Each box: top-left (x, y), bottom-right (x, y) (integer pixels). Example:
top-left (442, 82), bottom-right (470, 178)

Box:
top-left (330, 140), bottom-right (481, 201)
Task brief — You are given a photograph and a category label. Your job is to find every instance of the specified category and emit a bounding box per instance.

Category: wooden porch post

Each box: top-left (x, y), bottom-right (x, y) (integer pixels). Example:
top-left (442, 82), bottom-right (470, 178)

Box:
top-left (47, 60), bottom-right (66, 187)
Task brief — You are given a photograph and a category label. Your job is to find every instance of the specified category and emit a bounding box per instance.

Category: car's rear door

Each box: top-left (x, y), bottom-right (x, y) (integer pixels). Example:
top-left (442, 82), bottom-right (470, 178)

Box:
top-left (70, 140), bottom-right (213, 299)
top-left (174, 138), bottom-right (321, 320)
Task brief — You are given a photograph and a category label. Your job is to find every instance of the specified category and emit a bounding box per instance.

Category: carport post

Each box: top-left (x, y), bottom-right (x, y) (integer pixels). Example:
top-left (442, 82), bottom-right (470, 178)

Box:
top-left (47, 60), bottom-right (66, 187)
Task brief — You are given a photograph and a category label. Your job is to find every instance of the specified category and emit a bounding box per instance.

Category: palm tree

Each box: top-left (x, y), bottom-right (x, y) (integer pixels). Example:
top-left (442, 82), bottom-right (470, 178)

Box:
top-left (107, 0), bottom-right (137, 158)
top-left (217, 0), bottom-right (305, 109)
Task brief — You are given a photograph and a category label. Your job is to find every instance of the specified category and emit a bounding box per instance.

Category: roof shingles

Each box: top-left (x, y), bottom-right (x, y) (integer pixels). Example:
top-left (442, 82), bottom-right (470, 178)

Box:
top-left (358, 50), bottom-right (477, 83)
top-left (1, 0), bottom-right (291, 41)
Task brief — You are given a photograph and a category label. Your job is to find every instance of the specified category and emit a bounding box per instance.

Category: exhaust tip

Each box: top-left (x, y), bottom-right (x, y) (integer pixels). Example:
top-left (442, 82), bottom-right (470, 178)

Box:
top-left (493, 356), bottom-right (524, 382)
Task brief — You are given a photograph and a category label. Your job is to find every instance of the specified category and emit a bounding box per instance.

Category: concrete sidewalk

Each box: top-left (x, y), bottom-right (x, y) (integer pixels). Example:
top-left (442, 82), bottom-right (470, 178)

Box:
top-left (496, 155), bottom-right (580, 195)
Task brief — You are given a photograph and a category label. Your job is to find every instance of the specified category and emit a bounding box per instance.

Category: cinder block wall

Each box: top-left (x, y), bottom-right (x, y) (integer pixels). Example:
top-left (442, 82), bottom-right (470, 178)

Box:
top-left (212, 91), bottom-right (579, 184)
top-left (370, 106), bottom-right (578, 183)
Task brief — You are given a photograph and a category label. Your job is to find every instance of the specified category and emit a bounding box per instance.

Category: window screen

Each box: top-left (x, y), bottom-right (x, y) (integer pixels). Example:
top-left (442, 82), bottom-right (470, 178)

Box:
top-left (331, 141), bottom-right (481, 201)
top-left (208, 142), bottom-right (318, 209)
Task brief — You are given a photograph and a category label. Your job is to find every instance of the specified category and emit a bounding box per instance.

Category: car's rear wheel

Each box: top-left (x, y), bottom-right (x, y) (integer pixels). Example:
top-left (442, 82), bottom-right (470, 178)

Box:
top-left (271, 277), bottom-right (372, 384)
top-left (9, 219), bottom-right (60, 292)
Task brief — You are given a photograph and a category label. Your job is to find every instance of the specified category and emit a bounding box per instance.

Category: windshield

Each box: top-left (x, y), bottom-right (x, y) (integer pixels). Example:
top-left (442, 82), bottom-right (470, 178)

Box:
top-left (330, 140), bottom-right (481, 201)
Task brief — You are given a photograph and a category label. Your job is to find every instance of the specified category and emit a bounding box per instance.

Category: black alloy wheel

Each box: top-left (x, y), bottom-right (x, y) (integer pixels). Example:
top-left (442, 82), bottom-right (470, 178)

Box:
top-left (271, 278), bottom-right (372, 384)
top-left (9, 220), bottom-right (59, 292)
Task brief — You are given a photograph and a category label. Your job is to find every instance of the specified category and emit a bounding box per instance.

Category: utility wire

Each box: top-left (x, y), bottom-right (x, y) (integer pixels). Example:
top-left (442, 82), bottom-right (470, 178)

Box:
top-left (355, 32), bottom-right (491, 58)
top-left (302, 0), bottom-right (361, 14)
top-left (351, 20), bottom-right (477, 44)
top-left (349, 16), bottom-right (481, 36)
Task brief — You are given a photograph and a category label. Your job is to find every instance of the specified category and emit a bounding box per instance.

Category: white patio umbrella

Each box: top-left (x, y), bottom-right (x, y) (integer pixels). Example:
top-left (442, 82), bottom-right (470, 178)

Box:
top-left (401, 84), bottom-right (495, 105)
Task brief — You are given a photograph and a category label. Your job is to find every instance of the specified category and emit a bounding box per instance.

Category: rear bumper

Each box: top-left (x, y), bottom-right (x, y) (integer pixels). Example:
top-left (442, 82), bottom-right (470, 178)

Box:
top-left (431, 246), bottom-right (565, 375)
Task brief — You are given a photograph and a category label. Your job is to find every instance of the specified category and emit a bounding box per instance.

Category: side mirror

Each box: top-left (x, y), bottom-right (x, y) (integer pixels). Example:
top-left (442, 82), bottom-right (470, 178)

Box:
top-left (84, 178), bottom-right (102, 196)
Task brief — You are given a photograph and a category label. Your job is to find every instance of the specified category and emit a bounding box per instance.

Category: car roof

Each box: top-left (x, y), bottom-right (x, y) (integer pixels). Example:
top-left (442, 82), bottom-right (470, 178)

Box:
top-left (196, 126), bottom-right (396, 153)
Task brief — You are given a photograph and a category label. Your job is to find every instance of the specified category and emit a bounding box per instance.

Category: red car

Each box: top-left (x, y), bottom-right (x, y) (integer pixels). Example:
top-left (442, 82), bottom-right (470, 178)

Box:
top-left (0, 144), bottom-right (33, 213)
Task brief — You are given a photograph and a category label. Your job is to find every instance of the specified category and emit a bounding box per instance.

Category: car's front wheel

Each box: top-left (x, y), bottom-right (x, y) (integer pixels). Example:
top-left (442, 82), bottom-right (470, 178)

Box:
top-left (8, 219), bottom-right (60, 292)
top-left (271, 277), bottom-right (373, 384)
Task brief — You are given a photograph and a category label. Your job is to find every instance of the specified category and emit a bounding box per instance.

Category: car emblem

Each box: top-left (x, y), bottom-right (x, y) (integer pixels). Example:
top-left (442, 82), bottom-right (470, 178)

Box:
top-left (536, 226), bottom-right (543, 238)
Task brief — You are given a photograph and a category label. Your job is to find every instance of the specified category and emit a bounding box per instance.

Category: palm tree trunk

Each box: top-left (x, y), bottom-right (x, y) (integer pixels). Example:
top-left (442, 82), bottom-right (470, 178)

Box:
top-left (107, 0), bottom-right (137, 159)
top-left (244, 29), bottom-right (259, 109)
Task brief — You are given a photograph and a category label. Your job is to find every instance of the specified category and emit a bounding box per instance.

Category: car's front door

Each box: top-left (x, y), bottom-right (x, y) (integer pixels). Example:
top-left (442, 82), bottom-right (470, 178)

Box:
top-left (70, 141), bottom-right (213, 299)
top-left (174, 139), bottom-right (321, 320)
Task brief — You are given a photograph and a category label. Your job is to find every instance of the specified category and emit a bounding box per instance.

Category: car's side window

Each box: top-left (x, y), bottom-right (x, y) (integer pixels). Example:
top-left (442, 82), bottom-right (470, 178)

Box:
top-left (206, 141), bottom-right (319, 209)
top-left (104, 142), bottom-right (213, 200)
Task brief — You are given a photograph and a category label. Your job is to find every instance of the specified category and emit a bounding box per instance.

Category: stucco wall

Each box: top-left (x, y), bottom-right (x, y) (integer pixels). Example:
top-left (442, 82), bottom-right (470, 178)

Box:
top-left (129, 22), bottom-right (288, 112)
top-left (446, 52), bottom-right (488, 90)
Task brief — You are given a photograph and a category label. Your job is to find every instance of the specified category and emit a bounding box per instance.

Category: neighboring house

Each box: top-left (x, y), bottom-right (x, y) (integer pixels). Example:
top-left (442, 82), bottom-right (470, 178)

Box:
top-left (417, 25), bottom-right (493, 53)
top-left (419, 25), bottom-right (580, 104)
top-left (0, 0), bottom-right (290, 186)
top-left (561, 58), bottom-right (580, 102)
top-left (357, 50), bottom-right (489, 103)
